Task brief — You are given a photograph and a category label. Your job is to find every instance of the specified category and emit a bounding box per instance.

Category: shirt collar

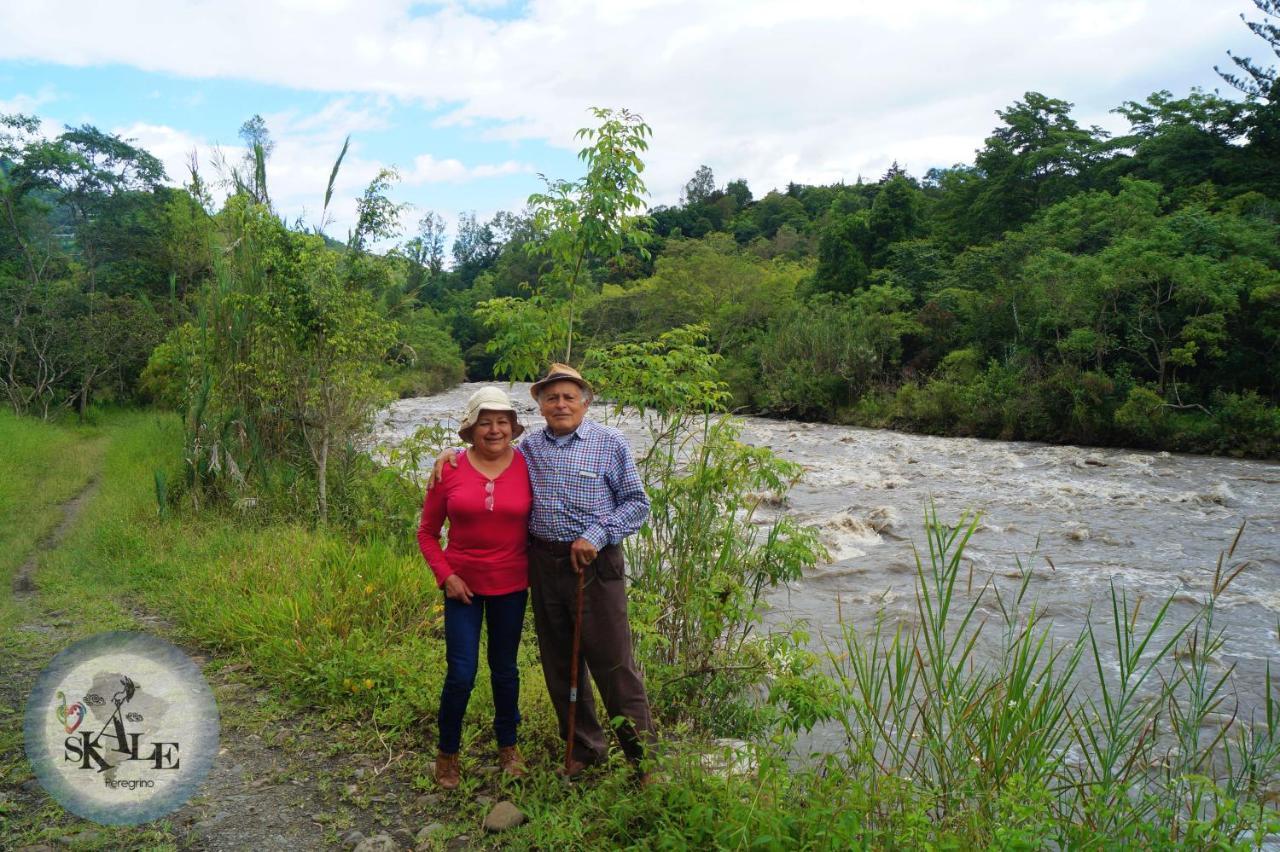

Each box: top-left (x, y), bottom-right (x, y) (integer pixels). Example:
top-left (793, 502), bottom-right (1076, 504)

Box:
top-left (541, 418), bottom-right (594, 445)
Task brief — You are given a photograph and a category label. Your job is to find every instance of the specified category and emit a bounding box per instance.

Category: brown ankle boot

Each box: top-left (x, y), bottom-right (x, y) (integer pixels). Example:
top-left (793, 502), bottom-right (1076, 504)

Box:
top-left (497, 745), bottom-right (526, 778)
top-left (434, 752), bottom-right (460, 790)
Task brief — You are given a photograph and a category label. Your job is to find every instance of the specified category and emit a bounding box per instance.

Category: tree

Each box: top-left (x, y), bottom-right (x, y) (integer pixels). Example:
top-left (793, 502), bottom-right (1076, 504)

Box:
top-left (1217, 0), bottom-right (1280, 100)
top-left (681, 165), bottom-right (716, 205)
top-left (451, 211), bottom-right (499, 287)
top-left (25, 125), bottom-right (165, 293)
top-left (867, 174), bottom-right (923, 267)
top-left (349, 167), bottom-right (405, 252)
top-left (724, 179), bottom-right (752, 209)
top-left (1217, 1), bottom-right (1280, 170)
top-left (812, 212), bottom-right (870, 294)
top-left (237, 114), bottom-right (274, 207)
top-left (969, 93), bottom-right (1108, 242)
top-left (524, 106), bottom-right (653, 362)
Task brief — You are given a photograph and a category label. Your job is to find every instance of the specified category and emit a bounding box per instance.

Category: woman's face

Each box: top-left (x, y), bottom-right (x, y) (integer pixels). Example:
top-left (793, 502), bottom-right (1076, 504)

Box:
top-left (470, 410), bottom-right (514, 455)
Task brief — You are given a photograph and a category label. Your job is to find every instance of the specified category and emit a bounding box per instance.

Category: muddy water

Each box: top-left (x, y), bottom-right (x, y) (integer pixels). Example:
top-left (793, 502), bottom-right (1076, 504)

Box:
top-left (376, 383), bottom-right (1280, 741)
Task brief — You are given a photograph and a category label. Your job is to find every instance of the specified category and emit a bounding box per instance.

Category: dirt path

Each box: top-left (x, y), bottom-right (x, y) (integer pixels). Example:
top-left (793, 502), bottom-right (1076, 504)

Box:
top-left (1, 477), bottom-right (488, 851)
top-left (10, 478), bottom-right (99, 597)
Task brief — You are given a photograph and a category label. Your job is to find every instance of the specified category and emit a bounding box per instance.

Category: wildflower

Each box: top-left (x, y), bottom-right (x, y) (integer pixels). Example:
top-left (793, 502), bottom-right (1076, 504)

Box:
top-left (364, 583), bottom-right (374, 595)
top-left (364, 678), bottom-right (374, 690)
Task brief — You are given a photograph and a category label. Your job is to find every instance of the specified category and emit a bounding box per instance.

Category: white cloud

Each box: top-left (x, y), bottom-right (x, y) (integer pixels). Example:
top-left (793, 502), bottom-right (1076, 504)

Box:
top-left (1, 0), bottom-right (1254, 203)
top-left (405, 153), bottom-right (530, 183)
top-left (0, 85), bottom-right (57, 117)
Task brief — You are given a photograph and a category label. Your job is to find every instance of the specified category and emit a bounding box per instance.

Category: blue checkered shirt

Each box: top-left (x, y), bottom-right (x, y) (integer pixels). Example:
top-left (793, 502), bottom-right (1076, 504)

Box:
top-left (517, 418), bottom-right (650, 549)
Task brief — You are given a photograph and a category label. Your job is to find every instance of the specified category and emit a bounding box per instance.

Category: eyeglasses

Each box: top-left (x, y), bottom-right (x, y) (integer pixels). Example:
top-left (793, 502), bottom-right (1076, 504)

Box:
top-left (484, 479), bottom-right (494, 512)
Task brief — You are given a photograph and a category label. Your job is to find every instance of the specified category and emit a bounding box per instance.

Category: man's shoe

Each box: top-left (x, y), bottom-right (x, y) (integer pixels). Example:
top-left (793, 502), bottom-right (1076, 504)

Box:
top-left (498, 745), bottom-right (526, 778)
top-left (434, 751), bottom-right (460, 790)
top-left (638, 769), bottom-right (666, 787)
top-left (554, 757), bottom-right (589, 780)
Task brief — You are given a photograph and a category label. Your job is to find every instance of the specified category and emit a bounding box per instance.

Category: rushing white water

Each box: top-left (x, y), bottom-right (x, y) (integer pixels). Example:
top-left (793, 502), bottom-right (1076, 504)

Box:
top-left (376, 383), bottom-right (1280, 737)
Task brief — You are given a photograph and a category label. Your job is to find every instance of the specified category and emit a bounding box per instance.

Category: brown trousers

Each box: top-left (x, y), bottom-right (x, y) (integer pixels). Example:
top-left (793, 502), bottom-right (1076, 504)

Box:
top-left (528, 540), bottom-right (655, 765)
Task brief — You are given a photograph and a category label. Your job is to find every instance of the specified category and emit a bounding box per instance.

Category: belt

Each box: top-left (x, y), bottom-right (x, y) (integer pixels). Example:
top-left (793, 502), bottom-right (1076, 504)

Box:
top-left (529, 536), bottom-right (575, 556)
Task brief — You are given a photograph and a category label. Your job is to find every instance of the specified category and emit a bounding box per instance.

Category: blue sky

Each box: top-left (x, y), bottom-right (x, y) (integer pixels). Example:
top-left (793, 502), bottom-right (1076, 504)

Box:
top-left (0, 0), bottom-right (1264, 243)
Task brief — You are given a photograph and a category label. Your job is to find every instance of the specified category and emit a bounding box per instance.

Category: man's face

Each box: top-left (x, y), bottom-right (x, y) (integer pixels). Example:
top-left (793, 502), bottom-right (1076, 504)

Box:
top-left (538, 380), bottom-right (589, 436)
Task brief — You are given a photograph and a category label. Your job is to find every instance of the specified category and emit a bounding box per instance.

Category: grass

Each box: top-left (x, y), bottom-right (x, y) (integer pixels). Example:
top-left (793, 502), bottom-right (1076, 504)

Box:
top-left (0, 409), bottom-right (103, 637)
top-left (3, 408), bottom-right (1279, 848)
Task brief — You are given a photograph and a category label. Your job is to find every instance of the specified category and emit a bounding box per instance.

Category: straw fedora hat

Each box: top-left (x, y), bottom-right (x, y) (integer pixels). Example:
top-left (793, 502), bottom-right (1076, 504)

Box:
top-left (458, 386), bottom-right (525, 443)
top-left (529, 362), bottom-right (593, 400)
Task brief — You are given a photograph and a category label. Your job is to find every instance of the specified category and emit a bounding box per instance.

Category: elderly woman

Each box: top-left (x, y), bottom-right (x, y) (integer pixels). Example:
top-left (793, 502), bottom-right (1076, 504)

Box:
top-left (417, 386), bottom-right (533, 789)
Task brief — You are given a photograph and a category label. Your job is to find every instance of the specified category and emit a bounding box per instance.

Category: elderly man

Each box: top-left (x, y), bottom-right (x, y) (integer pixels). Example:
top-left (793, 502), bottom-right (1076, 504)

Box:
top-left (433, 363), bottom-right (656, 779)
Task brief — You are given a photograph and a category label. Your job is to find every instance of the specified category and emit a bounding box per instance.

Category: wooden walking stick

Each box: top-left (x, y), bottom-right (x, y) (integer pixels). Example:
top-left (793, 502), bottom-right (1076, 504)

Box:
top-left (565, 563), bottom-right (586, 775)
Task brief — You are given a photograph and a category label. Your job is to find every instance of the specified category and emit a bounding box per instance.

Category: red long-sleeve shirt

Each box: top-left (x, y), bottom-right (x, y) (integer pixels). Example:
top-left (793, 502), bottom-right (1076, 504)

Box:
top-left (416, 450), bottom-right (532, 596)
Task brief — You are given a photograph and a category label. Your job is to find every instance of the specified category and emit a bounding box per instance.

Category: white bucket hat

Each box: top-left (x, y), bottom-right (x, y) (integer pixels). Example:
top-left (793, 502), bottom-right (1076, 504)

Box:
top-left (458, 386), bottom-right (524, 443)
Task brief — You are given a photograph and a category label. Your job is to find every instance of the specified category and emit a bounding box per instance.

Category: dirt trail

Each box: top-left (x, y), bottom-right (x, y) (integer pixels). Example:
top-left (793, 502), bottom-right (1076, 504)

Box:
top-left (2, 476), bottom-right (471, 851)
top-left (10, 478), bottom-right (98, 597)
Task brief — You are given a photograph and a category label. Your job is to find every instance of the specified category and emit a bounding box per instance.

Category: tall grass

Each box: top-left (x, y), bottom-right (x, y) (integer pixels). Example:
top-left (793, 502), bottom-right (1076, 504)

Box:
top-left (799, 506), bottom-right (1280, 847)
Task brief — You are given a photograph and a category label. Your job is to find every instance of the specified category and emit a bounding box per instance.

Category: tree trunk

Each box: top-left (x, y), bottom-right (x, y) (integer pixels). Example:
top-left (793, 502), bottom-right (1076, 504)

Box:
top-left (317, 432), bottom-right (329, 525)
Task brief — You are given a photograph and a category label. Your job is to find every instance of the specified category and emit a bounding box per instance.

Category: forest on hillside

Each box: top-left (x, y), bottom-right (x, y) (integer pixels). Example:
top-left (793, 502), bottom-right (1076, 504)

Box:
top-left (2, 3), bottom-right (1279, 461)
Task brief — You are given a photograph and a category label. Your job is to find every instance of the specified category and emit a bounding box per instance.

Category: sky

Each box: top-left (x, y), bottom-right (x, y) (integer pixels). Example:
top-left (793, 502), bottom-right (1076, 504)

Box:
top-left (0, 0), bottom-right (1265, 244)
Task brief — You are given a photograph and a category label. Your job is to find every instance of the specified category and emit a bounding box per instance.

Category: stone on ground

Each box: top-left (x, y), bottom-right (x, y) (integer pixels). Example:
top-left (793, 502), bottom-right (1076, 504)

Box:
top-left (483, 800), bottom-right (527, 832)
top-left (353, 833), bottom-right (400, 852)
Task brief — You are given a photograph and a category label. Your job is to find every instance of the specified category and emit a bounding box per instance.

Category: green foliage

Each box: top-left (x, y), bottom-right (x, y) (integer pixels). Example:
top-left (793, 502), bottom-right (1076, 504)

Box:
top-left (526, 107), bottom-right (653, 362)
top-left (145, 193), bottom-right (397, 523)
top-left (584, 329), bottom-right (826, 733)
top-left (474, 294), bottom-right (567, 381)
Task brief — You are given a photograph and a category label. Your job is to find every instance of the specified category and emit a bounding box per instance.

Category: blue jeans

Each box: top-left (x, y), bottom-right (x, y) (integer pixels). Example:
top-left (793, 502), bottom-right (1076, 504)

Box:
top-left (438, 589), bottom-right (527, 754)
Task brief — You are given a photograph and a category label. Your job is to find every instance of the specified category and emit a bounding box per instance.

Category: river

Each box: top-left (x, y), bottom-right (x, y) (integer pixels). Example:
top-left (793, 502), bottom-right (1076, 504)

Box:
top-left (376, 383), bottom-right (1280, 740)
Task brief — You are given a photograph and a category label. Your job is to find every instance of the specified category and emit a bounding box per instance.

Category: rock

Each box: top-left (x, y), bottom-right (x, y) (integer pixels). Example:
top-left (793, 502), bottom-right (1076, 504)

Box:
top-left (341, 829), bottom-right (367, 848)
top-left (353, 834), bottom-right (400, 852)
top-left (54, 831), bottom-right (102, 848)
top-left (701, 738), bottom-right (757, 777)
top-left (483, 801), bottom-right (527, 832)
top-left (474, 794), bottom-right (494, 807)
top-left (15, 845), bottom-right (56, 852)
top-left (416, 823), bottom-right (445, 844)
top-left (391, 828), bottom-right (415, 848)
top-left (415, 793), bottom-right (442, 808)
top-left (19, 777), bottom-right (41, 792)
top-left (445, 836), bottom-right (471, 852)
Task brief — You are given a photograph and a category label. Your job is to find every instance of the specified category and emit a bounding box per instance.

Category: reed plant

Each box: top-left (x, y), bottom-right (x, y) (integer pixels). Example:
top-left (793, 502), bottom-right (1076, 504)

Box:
top-left (793, 505), bottom-right (1280, 846)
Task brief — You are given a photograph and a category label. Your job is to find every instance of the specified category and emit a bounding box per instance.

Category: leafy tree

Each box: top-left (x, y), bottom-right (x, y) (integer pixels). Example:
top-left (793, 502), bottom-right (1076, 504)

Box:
top-left (867, 174), bottom-right (923, 266)
top-left (24, 125), bottom-right (165, 293)
top-left (235, 114), bottom-right (274, 207)
top-left (1217, 0), bottom-right (1280, 99)
top-left (523, 106), bottom-right (653, 362)
top-left (724, 178), bottom-right (752, 209)
top-left (682, 164), bottom-right (717, 205)
top-left (968, 93), bottom-right (1108, 242)
top-left (812, 212), bottom-right (870, 294)
top-left (451, 211), bottom-right (499, 287)
top-left (349, 167), bottom-right (405, 252)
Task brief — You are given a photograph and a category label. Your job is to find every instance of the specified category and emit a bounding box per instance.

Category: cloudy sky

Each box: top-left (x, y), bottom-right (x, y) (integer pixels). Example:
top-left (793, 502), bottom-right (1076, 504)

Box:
top-left (0, 0), bottom-right (1263, 241)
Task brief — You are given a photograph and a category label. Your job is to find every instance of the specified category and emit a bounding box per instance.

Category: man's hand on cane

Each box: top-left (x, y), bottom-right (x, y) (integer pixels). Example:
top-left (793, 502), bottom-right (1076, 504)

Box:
top-left (569, 538), bottom-right (597, 574)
